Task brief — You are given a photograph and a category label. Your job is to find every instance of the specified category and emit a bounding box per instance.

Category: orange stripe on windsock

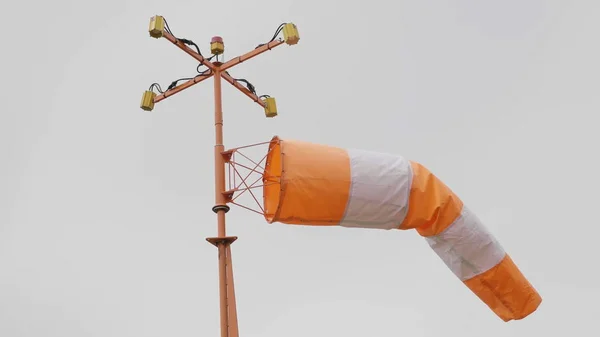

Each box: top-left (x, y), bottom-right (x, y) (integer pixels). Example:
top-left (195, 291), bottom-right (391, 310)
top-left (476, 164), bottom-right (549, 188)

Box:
top-left (464, 254), bottom-right (542, 321)
top-left (399, 162), bottom-right (463, 236)
top-left (263, 137), bottom-right (351, 225)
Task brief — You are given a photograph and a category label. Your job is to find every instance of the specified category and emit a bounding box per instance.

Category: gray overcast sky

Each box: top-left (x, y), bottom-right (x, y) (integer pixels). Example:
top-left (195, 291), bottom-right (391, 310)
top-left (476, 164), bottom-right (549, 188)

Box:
top-left (2, 0), bottom-right (600, 336)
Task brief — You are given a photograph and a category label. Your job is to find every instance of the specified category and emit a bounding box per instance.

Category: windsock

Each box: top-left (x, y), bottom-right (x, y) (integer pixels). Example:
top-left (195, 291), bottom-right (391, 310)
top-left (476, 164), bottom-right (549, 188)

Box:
top-left (262, 136), bottom-right (541, 321)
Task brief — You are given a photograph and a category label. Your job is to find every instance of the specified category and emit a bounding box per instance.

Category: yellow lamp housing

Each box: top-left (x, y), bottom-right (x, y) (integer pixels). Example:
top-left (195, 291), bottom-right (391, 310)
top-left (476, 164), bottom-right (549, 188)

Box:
top-left (282, 23), bottom-right (300, 45)
top-left (149, 15), bottom-right (165, 38)
top-left (210, 36), bottom-right (225, 55)
top-left (263, 97), bottom-right (278, 118)
top-left (211, 42), bottom-right (224, 55)
top-left (140, 90), bottom-right (157, 111)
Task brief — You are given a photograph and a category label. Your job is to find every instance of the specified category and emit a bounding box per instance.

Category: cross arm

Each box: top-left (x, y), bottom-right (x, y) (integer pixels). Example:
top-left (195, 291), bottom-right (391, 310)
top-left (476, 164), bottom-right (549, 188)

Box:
top-left (220, 39), bottom-right (285, 72)
top-left (153, 72), bottom-right (214, 103)
top-left (221, 72), bottom-right (266, 108)
top-left (162, 31), bottom-right (217, 72)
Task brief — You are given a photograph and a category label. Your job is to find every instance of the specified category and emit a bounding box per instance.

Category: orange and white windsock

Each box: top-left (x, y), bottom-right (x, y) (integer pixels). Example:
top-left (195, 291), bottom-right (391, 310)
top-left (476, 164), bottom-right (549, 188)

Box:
top-left (262, 136), bottom-right (542, 321)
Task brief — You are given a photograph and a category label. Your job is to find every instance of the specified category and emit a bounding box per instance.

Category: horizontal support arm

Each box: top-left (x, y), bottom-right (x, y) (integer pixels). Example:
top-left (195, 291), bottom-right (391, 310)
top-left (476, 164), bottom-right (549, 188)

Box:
top-left (221, 72), bottom-right (266, 108)
top-left (220, 39), bottom-right (285, 72)
top-left (162, 31), bottom-right (217, 71)
top-left (154, 73), bottom-right (214, 103)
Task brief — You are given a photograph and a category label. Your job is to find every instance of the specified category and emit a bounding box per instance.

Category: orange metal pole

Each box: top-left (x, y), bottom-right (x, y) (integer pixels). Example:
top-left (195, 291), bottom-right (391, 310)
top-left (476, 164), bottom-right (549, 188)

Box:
top-left (218, 243), bottom-right (228, 337)
top-left (226, 245), bottom-right (239, 337)
top-left (212, 68), bottom-right (231, 337)
top-left (213, 68), bottom-right (226, 233)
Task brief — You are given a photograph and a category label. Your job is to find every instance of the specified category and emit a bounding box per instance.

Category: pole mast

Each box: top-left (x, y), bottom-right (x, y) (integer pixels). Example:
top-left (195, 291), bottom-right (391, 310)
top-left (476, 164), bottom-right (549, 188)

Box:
top-left (141, 16), bottom-right (300, 337)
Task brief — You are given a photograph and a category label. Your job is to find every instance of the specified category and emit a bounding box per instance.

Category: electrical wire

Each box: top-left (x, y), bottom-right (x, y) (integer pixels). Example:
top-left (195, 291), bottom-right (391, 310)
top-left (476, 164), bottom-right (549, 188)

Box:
top-left (166, 69), bottom-right (214, 91)
top-left (148, 67), bottom-right (213, 95)
top-left (163, 18), bottom-right (174, 35)
top-left (161, 18), bottom-right (205, 57)
top-left (196, 55), bottom-right (216, 74)
top-left (179, 38), bottom-right (203, 56)
top-left (233, 78), bottom-right (256, 95)
top-left (149, 83), bottom-right (164, 94)
top-left (256, 23), bottom-right (286, 49)
top-left (223, 70), bottom-right (260, 96)
top-left (167, 77), bottom-right (194, 91)
top-left (222, 70), bottom-right (271, 98)
top-left (234, 77), bottom-right (272, 100)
